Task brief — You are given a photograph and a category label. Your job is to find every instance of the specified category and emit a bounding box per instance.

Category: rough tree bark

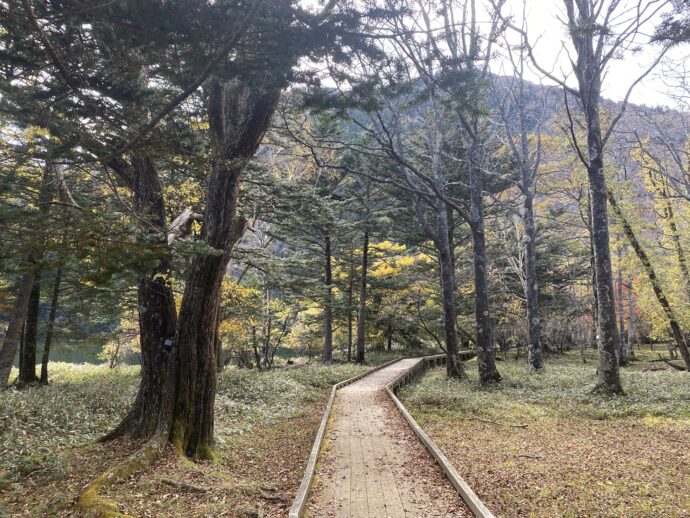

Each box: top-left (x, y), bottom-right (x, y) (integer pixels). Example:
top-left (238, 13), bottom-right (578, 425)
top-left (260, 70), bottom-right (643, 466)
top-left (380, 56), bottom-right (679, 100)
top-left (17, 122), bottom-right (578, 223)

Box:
top-left (523, 182), bottom-right (543, 371)
top-left (169, 77), bottom-right (278, 458)
top-left (469, 142), bottom-right (501, 384)
top-left (18, 323), bottom-right (25, 375)
top-left (616, 251), bottom-right (627, 366)
top-left (355, 228), bottom-right (369, 364)
top-left (214, 305), bottom-right (224, 373)
top-left (436, 201), bottom-right (466, 378)
top-left (0, 272), bottom-right (36, 386)
top-left (102, 156), bottom-right (179, 441)
top-left (18, 282), bottom-right (41, 384)
top-left (323, 231), bottom-right (333, 362)
top-left (564, 0), bottom-right (622, 394)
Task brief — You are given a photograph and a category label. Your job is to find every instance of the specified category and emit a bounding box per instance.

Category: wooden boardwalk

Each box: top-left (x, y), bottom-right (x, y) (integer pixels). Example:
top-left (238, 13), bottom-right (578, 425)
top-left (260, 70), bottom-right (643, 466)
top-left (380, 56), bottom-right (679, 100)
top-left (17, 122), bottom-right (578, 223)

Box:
top-left (305, 358), bottom-right (470, 517)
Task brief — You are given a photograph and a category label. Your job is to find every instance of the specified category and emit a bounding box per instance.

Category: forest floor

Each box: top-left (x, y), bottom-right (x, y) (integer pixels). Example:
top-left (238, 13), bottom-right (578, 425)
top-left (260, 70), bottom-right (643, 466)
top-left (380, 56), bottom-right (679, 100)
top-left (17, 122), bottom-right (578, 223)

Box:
top-left (399, 348), bottom-right (690, 518)
top-left (0, 350), bottom-right (406, 517)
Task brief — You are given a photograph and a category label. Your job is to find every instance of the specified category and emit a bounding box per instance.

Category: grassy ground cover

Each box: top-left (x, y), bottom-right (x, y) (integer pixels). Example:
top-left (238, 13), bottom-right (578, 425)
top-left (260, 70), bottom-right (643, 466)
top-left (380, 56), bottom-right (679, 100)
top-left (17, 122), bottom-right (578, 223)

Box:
top-left (399, 349), bottom-right (690, 517)
top-left (0, 357), bottom-right (389, 517)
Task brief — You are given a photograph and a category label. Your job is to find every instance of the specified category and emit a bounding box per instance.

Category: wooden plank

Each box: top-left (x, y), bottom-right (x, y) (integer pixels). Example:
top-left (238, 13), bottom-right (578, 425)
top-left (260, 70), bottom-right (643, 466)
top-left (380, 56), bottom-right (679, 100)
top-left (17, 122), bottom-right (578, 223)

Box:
top-left (290, 351), bottom-right (479, 518)
top-left (288, 356), bottom-right (404, 518)
top-left (385, 351), bottom-right (494, 518)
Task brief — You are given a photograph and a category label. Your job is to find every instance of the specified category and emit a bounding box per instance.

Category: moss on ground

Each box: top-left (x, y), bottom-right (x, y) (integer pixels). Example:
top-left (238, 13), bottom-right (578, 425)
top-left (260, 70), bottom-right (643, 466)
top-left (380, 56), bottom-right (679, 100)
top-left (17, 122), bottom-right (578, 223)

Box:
top-left (399, 349), bottom-right (690, 517)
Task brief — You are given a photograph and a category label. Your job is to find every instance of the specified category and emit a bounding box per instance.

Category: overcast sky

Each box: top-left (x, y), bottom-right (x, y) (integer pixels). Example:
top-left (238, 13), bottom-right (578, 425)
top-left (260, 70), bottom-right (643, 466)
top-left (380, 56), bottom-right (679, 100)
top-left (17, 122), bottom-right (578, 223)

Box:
top-left (302, 0), bottom-right (686, 109)
top-left (486, 0), bottom-right (685, 109)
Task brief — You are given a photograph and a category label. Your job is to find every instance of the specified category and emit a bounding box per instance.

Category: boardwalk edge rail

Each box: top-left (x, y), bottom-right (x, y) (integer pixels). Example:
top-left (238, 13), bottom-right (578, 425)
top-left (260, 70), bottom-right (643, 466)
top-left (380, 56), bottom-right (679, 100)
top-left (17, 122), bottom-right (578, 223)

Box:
top-left (386, 352), bottom-right (495, 518)
top-left (288, 356), bottom-right (404, 518)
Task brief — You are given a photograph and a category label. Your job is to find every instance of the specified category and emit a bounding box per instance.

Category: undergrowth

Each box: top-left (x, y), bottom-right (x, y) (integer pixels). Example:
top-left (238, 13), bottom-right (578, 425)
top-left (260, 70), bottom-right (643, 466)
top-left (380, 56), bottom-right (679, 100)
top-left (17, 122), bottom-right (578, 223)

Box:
top-left (401, 350), bottom-right (690, 422)
top-left (0, 357), bottom-right (377, 515)
top-left (399, 350), bottom-right (690, 517)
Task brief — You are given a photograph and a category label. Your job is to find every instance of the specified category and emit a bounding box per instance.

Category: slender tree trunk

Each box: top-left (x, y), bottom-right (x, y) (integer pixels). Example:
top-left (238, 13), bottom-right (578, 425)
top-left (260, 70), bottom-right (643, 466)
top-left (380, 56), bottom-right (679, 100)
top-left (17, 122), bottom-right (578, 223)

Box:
top-left (523, 190), bottom-right (543, 371)
top-left (437, 201), bottom-right (466, 378)
top-left (607, 190), bottom-right (690, 370)
top-left (19, 281), bottom-right (41, 384)
top-left (252, 326), bottom-right (262, 372)
top-left (649, 173), bottom-right (690, 294)
top-left (262, 289), bottom-right (272, 369)
top-left (616, 250), bottom-right (627, 366)
top-left (323, 231), bottom-right (333, 362)
top-left (469, 142), bottom-right (500, 384)
top-left (347, 259), bottom-right (354, 362)
top-left (355, 228), bottom-right (369, 364)
top-left (40, 267), bottom-right (62, 384)
top-left (626, 280), bottom-right (635, 360)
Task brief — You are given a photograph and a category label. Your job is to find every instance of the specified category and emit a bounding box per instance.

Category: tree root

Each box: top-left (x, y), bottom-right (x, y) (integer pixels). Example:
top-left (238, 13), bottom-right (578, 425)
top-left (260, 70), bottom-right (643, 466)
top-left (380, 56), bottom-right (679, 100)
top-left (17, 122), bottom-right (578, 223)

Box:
top-left (78, 434), bottom-right (167, 518)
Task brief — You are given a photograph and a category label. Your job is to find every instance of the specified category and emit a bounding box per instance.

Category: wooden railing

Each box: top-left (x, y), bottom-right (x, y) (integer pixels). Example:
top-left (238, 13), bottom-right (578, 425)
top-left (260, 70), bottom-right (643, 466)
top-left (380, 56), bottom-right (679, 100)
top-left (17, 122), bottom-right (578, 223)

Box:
top-left (388, 351), bottom-right (475, 395)
top-left (289, 350), bottom-right (492, 518)
top-left (386, 350), bottom-right (495, 518)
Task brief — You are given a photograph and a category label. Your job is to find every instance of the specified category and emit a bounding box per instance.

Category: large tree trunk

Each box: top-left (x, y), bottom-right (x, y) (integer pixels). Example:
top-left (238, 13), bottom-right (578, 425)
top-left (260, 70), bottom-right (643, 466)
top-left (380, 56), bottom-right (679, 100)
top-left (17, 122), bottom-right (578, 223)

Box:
top-left (469, 142), bottom-right (501, 385)
top-left (523, 189), bottom-right (543, 371)
top-left (323, 231), bottom-right (333, 362)
top-left (607, 190), bottom-right (690, 370)
top-left (588, 151), bottom-right (622, 392)
top-left (19, 323), bottom-right (25, 376)
top-left (169, 78), bottom-right (277, 458)
top-left (565, 0), bottom-right (623, 394)
top-left (40, 267), bottom-right (62, 384)
top-left (18, 281), bottom-right (41, 384)
top-left (588, 207), bottom-right (599, 350)
top-left (437, 201), bottom-right (466, 379)
top-left (355, 228), bottom-right (369, 364)
top-left (102, 157), bottom-right (179, 441)
top-left (213, 298), bottom-right (224, 373)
